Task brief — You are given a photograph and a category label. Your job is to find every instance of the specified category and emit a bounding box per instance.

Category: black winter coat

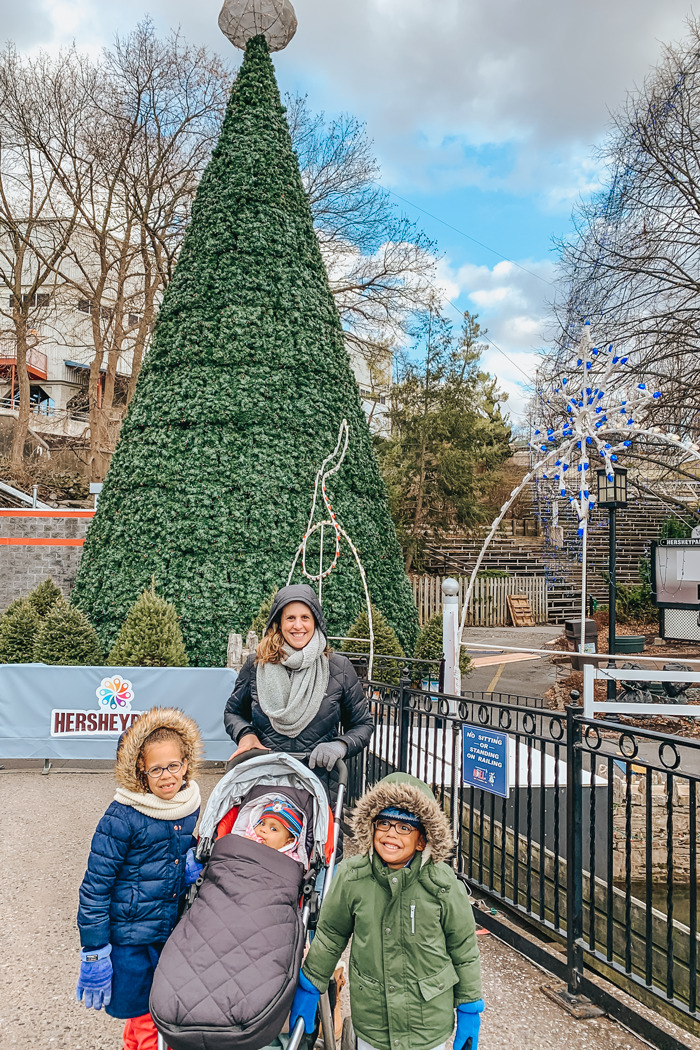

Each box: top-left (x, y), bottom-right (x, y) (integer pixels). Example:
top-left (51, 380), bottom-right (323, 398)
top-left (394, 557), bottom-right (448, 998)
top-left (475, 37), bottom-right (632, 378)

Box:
top-left (223, 651), bottom-right (372, 758)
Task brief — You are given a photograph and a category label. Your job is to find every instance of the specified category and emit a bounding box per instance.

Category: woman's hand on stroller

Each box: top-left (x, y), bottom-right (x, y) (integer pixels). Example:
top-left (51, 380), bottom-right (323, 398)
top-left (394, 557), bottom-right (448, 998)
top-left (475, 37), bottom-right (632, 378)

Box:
top-left (228, 733), bottom-right (265, 761)
top-left (309, 740), bottom-right (347, 772)
top-left (290, 970), bottom-right (321, 1035)
top-left (185, 847), bottom-right (204, 886)
top-left (76, 944), bottom-right (112, 1010)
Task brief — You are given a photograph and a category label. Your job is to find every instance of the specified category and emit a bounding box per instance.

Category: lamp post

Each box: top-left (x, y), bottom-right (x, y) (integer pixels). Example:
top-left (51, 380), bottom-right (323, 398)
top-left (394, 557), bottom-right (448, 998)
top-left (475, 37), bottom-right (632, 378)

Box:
top-left (596, 466), bottom-right (628, 700)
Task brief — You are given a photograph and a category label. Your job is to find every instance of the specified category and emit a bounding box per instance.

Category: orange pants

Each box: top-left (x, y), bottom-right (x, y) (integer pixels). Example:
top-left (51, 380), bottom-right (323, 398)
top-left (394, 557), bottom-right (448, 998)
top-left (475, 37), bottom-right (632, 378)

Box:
top-left (122, 1013), bottom-right (161, 1050)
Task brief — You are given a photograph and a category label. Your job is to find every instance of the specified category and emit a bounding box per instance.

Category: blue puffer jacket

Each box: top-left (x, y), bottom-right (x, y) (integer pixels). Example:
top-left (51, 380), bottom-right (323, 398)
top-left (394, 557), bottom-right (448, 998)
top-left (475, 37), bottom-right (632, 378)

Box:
top-left (78, 800), bottom-right (198, 950)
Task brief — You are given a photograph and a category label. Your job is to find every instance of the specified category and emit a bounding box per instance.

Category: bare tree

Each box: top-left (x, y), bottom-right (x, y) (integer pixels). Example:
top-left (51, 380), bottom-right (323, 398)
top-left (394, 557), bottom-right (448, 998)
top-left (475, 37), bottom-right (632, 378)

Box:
top-left (287, 95), bottom-right (438, 361)
top-left (0, 47), bottom-right (88, 465)
top-left (552, 16), bottom-right (700, 438)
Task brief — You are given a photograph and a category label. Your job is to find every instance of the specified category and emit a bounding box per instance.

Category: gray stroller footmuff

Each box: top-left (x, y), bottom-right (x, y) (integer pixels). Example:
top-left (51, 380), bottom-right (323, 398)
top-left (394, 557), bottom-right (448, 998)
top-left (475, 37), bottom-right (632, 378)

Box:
top-left (150, 833), bottom-right (305, 1050)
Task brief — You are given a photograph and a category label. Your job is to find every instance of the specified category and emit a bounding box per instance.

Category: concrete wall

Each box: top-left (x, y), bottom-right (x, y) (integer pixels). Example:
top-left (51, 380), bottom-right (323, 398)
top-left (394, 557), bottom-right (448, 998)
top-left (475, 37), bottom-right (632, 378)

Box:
top-left (0, 508), bottom-right (93, 610)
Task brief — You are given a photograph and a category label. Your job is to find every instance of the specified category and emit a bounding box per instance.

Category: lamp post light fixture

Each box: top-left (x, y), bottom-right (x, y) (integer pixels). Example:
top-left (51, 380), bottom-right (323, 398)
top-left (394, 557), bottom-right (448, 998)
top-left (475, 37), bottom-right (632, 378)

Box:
top-left (596, 465), bottom-right (628, 700)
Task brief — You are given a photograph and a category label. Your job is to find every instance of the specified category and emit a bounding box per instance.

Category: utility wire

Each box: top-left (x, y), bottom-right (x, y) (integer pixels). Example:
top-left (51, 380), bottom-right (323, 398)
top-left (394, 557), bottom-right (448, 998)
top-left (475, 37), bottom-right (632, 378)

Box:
top-left (382, 185), bottom-right (555, 288)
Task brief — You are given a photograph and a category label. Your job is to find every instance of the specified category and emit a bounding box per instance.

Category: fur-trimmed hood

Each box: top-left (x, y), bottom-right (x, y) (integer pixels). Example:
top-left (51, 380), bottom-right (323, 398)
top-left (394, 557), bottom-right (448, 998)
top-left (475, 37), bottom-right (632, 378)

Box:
top-left (352, 772), bottom-right (454, 865)
top-left (115, 707), bottom-right (203, 793)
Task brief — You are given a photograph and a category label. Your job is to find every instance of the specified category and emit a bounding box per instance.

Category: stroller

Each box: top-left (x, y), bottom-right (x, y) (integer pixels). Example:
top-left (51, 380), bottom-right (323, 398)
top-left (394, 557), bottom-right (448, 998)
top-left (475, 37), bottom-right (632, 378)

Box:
top-left (150, 750), bottom-right (347, 1050)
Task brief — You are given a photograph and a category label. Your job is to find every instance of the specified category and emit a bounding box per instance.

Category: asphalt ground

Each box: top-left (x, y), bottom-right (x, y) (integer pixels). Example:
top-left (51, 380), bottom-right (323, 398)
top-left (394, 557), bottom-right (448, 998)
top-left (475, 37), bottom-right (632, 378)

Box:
top-left (4, 765), bottom-right (691, 1050)
top-left (461, 626), bottom-right (562, 700)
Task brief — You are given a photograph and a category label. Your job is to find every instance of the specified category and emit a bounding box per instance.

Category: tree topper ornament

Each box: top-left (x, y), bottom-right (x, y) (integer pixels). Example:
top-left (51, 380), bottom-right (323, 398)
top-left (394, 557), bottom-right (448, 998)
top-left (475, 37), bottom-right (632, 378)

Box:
top-left (219, 0), bottom-right (298, 51)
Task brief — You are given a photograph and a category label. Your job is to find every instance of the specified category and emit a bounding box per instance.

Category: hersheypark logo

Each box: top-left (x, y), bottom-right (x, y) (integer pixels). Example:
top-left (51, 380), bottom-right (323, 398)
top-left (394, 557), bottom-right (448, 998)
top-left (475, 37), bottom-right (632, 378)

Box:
top-left (51, 676), bottom-right (140, 736)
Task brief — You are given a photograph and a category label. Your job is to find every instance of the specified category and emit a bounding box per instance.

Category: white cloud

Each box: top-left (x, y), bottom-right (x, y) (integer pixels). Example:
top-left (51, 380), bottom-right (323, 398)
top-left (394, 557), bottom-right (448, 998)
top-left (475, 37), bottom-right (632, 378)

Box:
top-left (432, 255), bottom-right (557, 420)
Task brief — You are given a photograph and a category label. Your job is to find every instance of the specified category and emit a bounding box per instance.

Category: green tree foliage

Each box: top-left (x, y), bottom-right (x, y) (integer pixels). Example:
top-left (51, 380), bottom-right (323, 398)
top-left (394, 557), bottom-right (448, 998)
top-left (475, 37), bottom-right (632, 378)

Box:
top-left (376, 309), bottom-right (511, 573)
top-left (0, 599), bottom-right (40, 664)
top-left (28, 578), bottom-right (63, 618)
top-left (413, 613), bottom-right (472, 685)
top-left (34, 599), bottom-right (103, 666)
top-left (658, 516), bottom-right (694, 540)
top-left (71, 35), bottom-right (417, 665)
top-left (341, 602), bottom-right (404, 684)
top-left (108, 585), bottom-right (189, 667)
top-left (249, 591), bottom-right (277, 639)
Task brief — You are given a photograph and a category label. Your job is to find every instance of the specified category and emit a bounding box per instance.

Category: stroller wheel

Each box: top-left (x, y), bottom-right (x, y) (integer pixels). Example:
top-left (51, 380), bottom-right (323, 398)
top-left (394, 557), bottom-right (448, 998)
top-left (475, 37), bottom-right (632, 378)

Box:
top-left (341, 1017), bottom-right (356, 1050)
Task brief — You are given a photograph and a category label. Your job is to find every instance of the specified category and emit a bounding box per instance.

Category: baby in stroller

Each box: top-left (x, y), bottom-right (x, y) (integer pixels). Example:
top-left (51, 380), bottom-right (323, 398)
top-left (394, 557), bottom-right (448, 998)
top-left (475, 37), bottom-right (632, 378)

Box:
top-left (149, 751), bottom-right (342, 1050)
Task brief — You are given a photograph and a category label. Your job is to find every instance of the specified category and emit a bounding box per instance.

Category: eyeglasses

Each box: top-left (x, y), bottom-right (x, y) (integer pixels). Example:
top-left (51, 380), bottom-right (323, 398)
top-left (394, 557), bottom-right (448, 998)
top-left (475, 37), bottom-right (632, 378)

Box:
top-left (373, 818), bottom-right (419, 837)
top-left (145, 760), bottom-right (185, 779)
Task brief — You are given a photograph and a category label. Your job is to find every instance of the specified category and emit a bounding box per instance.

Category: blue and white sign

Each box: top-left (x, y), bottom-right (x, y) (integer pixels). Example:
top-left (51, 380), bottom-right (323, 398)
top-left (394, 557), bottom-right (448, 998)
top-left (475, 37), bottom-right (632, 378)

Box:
top-left (462, 724), bottom-right (510, 798)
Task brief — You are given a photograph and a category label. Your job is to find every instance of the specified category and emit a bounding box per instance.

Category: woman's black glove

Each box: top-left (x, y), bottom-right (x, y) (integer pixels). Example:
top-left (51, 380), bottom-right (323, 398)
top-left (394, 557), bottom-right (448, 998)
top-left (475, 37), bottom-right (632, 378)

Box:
top-left (309, 740), bottom-right (347, 771)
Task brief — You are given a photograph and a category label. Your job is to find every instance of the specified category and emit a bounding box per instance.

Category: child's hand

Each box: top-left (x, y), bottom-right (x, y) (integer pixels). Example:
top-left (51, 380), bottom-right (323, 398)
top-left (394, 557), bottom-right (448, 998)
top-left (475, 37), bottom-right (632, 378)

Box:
top-left (290, 970), bottom-right (321, 1035)
top-left (185, 847), bottom-right (204, 886)
top-left (76, 945), bottom-right (112, 1010)
top-left (454, 1000), bottom-right (484, 1050)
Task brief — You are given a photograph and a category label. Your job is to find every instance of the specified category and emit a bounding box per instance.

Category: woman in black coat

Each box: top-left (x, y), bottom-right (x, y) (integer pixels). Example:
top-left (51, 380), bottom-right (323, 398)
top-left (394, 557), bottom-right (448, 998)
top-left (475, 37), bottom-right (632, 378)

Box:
top-left (224, 584), bottom-right (373, 773)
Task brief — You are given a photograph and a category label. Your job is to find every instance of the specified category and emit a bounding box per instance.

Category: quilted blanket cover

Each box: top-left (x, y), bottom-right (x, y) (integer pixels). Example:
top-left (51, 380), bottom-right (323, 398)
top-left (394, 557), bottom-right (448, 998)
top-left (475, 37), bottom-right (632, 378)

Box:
top-left (150, 833), bottom-right (305, 1050)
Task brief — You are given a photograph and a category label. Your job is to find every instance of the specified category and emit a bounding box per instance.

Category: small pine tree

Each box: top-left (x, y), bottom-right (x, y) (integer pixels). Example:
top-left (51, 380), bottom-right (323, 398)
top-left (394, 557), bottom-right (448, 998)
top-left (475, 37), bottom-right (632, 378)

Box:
top-left (249, 591), bottom-right (278, 639)
top-left (0, 599), bottom-right (41, 664)
top-left (413, 613), bottom-right (471, 686)
top-left (108, 585), bottom-right (189, 667)
top-left (34, 599), bottom-right (104, 666)
top-left (27, 578), bottom-right (63, 618)
top-left (342, 603), bottom-right (404, 684)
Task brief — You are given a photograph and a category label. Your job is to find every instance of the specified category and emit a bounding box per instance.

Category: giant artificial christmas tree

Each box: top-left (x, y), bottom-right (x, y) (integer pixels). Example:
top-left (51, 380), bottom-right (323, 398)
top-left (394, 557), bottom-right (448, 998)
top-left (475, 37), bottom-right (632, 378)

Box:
top-left (72, 3), bottom-right (417, 665)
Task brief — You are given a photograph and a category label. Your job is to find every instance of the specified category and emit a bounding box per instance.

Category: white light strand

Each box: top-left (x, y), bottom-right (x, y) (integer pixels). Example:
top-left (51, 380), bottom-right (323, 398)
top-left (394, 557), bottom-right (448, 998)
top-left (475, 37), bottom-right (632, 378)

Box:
top-left (287, 420), bottom-right (375, 678)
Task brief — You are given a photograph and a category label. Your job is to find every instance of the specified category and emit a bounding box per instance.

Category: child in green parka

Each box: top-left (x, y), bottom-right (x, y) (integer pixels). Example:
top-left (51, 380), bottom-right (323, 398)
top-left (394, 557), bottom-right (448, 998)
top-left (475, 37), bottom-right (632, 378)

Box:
top-left (290, 772), bottom-right (484, 1050)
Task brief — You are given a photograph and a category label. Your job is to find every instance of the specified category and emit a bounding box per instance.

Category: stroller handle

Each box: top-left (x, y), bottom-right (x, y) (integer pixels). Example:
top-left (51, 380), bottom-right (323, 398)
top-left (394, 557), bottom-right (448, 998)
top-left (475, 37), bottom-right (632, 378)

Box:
top-left (226, 747), bottom-right (349, 787)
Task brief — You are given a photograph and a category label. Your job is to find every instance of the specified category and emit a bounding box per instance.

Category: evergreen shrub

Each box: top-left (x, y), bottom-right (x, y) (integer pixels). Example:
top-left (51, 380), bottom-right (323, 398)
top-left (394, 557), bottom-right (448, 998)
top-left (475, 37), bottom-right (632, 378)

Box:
top-left (249, 591), bottom-right (277, 639)
top-left (0, 599), bottom-right (40, 664)
top-left (28, 578), bottom-right (63, 617)
top-left (413, 613), bottom-right (471, 685)
top-left (34, 600), bottom-right (103, 666)
top-left (108, 586), bottom-right (189, 667)
top-left (341, 603), bottom-right (404, 684)
top-left (71, 35), bottom-right (417, 666)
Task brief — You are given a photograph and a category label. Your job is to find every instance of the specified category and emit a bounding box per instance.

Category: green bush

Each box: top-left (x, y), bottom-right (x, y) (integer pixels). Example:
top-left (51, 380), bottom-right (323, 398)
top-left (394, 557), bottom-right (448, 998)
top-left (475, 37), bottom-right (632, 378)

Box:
top-left (413, 613), bottom-right (472, 685)
top-left (249, 591), bottom-right (277, 639)
top-left (604, 559), bottom-right (657, 625)
top-left (341, 603), bottom-right (404, 684)
top-left (27, 578), bottom-right (63, 618)
top-left (108, 586), bottom-right (188, 667)
top-left (34, 599), bottom-right (103, 666)
top-left (0, 599), bottom-right (41, 664)
top-left (658, 516), bottom-right (694, 540)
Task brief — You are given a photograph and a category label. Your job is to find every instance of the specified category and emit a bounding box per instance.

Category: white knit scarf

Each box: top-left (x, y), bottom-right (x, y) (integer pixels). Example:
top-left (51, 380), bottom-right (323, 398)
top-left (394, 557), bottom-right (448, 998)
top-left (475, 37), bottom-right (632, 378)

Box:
top-left (256, 630), bottom-right (330, 737)
top-left (114, 780), bottom-right (201, 821)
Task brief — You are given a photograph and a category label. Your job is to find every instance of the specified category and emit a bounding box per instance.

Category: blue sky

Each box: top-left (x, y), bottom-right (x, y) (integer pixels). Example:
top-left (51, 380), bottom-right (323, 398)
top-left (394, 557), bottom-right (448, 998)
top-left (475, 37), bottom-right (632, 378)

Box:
top-left (12, 0), bottom-right (699, 419)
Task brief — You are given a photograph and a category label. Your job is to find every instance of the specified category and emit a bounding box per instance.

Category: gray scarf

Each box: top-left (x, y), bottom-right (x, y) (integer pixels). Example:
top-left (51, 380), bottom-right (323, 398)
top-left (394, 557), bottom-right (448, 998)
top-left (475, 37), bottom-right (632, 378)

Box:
top-left (256, 630), bottom-right (330, 737)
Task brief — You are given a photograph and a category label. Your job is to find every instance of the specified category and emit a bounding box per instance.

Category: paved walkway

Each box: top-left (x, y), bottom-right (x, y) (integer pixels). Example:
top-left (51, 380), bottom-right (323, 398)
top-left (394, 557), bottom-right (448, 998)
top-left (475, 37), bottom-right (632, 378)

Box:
top-left (0, 767), bottom-right (688, 1050)
top-left (462, 625), bottom-right (562, 700)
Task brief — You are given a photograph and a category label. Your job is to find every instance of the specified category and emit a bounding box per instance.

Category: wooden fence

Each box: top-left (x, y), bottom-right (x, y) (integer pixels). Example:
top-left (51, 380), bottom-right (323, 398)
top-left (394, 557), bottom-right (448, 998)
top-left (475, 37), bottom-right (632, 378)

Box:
top-left (411, 574), bottom-right (548, 626)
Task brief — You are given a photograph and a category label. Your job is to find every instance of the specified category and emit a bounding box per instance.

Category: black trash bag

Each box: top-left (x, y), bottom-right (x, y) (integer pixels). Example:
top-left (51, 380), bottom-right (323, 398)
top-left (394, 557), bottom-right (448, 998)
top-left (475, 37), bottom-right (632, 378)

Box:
top-left (662, 663), bottom-right (692, 701)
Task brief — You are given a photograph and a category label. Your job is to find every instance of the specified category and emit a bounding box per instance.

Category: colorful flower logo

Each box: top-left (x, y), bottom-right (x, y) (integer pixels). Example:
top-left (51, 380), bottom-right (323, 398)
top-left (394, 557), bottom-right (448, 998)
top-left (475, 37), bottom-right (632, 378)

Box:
top-left (96, 676), bottom-right (134, 712)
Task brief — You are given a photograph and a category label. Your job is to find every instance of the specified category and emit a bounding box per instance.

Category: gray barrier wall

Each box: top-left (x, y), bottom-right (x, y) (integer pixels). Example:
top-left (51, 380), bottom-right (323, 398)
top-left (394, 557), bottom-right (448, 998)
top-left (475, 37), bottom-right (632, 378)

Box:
top-left (0, 664), bottom-right (238, 760)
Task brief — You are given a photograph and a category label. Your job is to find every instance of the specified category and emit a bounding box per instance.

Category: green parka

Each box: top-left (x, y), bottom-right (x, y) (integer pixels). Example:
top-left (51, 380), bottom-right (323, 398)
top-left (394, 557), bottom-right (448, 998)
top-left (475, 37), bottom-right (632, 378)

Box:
top-left (303, 773), bottom-right (482, 1050)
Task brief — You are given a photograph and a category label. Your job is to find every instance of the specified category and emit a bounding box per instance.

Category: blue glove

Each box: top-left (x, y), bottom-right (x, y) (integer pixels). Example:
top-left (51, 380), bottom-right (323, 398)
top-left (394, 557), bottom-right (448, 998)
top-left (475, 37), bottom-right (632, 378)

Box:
top-left (185, 847), bottom-right (204, 886)
top-left (454, 1000), bottom-right (484, 1050)
top-left (309, 740), bottom-right (347, 772)
top-left (289, 970), bottom-right (321, 1035)
top-left (76, 944), bottom-right (112, 1010)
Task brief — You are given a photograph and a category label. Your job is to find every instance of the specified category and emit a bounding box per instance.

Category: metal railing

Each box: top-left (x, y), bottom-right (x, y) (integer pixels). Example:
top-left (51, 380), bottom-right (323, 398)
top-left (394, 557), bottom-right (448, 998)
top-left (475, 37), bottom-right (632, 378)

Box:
top-left (348, 671), bottom-right (700, 1045)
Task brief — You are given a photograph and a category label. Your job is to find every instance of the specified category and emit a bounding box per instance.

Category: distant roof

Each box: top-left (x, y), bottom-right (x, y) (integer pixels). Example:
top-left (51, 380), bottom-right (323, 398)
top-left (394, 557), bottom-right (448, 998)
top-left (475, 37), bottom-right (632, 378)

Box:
top-left (65, 359), bottom-right (130, 378)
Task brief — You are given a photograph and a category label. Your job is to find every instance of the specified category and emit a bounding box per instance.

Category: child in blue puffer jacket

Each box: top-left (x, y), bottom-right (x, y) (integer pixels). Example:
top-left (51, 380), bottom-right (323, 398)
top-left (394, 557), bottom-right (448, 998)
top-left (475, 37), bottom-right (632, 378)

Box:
top-left (76, 707), bottom-right (203, 1050)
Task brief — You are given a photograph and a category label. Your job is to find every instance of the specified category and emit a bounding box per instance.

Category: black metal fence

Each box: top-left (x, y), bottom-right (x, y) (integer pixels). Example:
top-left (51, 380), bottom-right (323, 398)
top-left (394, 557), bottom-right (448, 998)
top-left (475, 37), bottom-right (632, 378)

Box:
top-left (348, 673), bottom-right (700, 1046)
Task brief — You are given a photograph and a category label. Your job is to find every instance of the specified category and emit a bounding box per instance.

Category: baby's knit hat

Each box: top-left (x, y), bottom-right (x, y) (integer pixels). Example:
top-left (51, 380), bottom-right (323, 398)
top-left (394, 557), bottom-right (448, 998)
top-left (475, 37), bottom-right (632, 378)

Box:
top-left (259, 797), bottom-right (304, 839)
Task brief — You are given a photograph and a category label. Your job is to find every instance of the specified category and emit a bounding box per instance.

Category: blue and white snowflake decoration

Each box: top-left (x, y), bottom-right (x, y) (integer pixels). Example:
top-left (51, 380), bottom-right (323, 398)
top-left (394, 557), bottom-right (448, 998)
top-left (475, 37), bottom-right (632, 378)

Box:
top-left (530, 322), bottom-right (671, 536)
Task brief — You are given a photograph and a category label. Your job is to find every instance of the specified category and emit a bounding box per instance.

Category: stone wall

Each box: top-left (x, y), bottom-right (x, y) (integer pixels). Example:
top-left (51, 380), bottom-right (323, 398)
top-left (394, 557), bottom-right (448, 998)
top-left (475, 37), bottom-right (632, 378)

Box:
top-left (611, 767), bottom-right (695, 884)
top-left (0, 508), bottom-right (93, 610)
